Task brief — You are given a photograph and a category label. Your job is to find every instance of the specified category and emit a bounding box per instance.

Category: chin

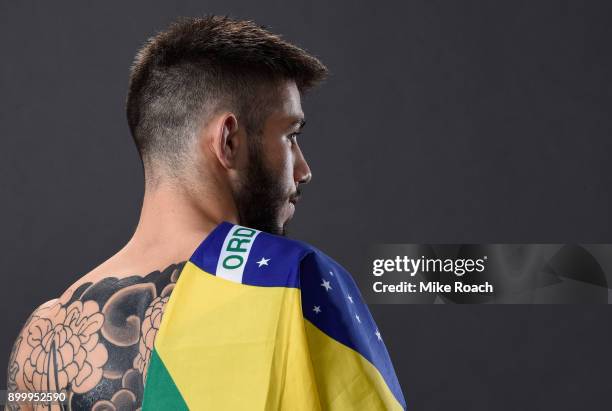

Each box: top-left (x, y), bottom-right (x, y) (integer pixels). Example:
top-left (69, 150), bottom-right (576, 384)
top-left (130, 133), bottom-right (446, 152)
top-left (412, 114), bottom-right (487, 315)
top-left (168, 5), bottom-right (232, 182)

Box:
top-left (278, 223), bottom-right (289, 237)
top-left (281, 212), bottom-right (297, 236)
top-left (257, 219), bottom-right (287, 236)
top-left (238, 203), bottom-right (293, 236)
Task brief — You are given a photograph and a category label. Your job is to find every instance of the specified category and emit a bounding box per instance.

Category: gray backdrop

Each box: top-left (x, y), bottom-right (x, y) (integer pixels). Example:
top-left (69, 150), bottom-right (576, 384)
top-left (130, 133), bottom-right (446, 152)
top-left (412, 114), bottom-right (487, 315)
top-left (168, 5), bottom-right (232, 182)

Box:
top-left (2, 1), bottom-right (612, 409)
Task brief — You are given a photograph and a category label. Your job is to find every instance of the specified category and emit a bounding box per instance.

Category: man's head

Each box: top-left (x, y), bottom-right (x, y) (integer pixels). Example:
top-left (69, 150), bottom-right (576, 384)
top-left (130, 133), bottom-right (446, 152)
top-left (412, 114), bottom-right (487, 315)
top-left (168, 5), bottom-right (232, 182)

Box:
top-left (126, 16), bottom-right (327, 235)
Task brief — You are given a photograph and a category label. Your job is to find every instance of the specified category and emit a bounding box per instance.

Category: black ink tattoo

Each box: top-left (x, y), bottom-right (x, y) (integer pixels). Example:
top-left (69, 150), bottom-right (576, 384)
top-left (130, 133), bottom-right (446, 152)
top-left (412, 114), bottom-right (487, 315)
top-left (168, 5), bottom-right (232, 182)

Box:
top-left (5, 261), bottom-right (186, 411)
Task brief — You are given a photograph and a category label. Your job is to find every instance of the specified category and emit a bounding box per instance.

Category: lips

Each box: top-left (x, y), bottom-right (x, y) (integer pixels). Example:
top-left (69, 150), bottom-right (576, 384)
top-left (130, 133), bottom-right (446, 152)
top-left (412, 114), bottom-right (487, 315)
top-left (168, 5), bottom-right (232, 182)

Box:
top-left (289, 187), bottom-right (302, 204)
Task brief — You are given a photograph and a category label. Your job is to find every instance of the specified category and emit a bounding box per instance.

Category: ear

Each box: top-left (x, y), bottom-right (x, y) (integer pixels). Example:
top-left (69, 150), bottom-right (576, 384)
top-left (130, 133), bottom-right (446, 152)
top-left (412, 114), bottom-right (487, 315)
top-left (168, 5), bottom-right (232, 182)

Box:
top-left (210, 113), bottom-right (241, 170)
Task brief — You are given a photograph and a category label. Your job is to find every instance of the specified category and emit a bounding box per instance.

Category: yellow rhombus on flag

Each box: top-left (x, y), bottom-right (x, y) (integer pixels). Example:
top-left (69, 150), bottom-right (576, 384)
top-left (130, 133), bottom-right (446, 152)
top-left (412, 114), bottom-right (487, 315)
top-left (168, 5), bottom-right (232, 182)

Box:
top-left (142, 221), bottom-right (406, 410)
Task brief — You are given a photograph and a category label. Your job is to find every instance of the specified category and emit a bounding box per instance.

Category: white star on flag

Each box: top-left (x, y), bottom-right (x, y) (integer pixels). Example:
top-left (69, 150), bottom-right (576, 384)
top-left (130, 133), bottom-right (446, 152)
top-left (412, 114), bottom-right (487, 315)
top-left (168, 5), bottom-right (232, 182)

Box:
top-left (313, 305), bottom-right (321, 314)
top-left (355, 314), bottom-right (361, 323)
top-left (321, 279), bottom-right (332, 291)
top-left (329, 270), bottom-right (334, 276)
top-left (375, 329), bottom-right (382, 341)
top-left (347, 294), bottom-right (353, 303)
top-left (256, 257), bottom-right (270, 267)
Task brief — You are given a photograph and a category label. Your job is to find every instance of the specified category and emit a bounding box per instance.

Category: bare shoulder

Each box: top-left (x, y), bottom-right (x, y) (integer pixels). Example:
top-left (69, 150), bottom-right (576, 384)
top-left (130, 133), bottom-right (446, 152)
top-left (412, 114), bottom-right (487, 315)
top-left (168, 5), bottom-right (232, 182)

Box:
top-left (6, 261), bottom-right (187, 411)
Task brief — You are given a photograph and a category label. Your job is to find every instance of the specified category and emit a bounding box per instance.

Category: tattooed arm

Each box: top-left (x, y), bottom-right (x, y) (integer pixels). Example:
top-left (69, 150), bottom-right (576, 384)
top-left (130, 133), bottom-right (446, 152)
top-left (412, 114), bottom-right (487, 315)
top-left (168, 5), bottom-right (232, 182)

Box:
top-left (5, 261), bottom-right (184, 411)
top-left (5, 300), bottom-right (54, 411)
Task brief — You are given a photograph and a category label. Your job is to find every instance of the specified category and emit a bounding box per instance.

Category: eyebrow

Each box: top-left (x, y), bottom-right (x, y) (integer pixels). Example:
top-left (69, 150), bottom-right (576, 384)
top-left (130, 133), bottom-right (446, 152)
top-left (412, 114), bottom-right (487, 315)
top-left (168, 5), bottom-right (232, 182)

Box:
top-left (285, 117), bottom-right (306, 134)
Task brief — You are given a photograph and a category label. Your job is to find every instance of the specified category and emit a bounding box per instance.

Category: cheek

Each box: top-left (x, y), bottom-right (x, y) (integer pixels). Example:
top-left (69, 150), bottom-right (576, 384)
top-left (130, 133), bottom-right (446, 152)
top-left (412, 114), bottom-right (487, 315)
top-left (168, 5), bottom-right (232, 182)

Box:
top-left (267, 141), bottom-right (295, 186)
top-left (280, 150), bottom-right (294, 175)
top-left (280, 148), bottom-right (297, 186)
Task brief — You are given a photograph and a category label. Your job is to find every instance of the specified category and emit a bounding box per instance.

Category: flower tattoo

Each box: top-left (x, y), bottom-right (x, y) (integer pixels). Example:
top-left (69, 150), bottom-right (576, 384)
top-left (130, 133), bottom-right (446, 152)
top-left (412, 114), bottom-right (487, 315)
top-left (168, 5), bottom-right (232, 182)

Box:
top-left (22, 300), bottom-right (107, 393)
top-left (6, 262), bottom-right (185, 410)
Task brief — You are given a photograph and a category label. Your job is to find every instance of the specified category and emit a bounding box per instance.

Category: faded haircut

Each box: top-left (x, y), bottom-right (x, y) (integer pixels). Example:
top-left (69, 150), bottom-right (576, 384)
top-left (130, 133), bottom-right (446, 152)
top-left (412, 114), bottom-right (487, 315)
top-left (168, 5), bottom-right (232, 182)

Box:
top-left (126, 15), bottom-right (328, 185)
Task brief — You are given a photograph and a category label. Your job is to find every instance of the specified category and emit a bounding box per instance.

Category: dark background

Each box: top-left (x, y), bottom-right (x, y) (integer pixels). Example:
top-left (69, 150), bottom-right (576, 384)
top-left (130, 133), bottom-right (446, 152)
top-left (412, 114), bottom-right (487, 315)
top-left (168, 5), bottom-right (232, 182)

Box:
top-left (2, 1), bottom-right (612, 409)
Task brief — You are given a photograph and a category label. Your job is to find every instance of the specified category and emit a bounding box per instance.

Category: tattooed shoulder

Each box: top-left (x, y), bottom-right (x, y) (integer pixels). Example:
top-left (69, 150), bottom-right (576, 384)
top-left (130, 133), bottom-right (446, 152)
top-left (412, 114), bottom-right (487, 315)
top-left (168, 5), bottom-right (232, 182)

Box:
top-left (6, 261), bottom-right (186, 411)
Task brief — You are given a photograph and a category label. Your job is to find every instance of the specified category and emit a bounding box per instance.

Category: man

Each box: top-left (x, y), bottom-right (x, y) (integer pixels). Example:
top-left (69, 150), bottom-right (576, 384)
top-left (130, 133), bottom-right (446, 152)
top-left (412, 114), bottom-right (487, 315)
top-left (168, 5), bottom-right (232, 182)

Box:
top-left (6, 16), bottom-right (406, 410)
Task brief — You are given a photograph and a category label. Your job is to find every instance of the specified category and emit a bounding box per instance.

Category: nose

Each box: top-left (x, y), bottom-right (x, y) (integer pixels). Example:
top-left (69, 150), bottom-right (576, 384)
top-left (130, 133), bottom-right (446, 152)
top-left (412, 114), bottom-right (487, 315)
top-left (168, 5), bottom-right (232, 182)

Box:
top-left (294, 144), bottom-right (312, 185)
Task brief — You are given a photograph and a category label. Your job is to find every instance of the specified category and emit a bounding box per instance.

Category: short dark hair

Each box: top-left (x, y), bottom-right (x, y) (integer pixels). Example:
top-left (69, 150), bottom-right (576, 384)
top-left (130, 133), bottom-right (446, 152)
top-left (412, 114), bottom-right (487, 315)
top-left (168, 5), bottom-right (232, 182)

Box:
top-left (126, 15), bottom-right (328, 183)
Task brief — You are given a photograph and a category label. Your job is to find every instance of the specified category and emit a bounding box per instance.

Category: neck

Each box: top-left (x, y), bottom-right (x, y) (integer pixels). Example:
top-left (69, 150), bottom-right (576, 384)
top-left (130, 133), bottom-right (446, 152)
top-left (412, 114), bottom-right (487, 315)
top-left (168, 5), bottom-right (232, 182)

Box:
top-left (119, 177), bottom-right (238, 264)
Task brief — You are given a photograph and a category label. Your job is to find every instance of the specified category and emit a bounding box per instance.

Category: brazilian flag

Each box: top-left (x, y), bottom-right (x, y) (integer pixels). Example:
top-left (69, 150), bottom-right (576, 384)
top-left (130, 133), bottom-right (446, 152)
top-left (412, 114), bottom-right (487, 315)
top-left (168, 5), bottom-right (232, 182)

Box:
top-left (142, 222), bottom-right (406, 410)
